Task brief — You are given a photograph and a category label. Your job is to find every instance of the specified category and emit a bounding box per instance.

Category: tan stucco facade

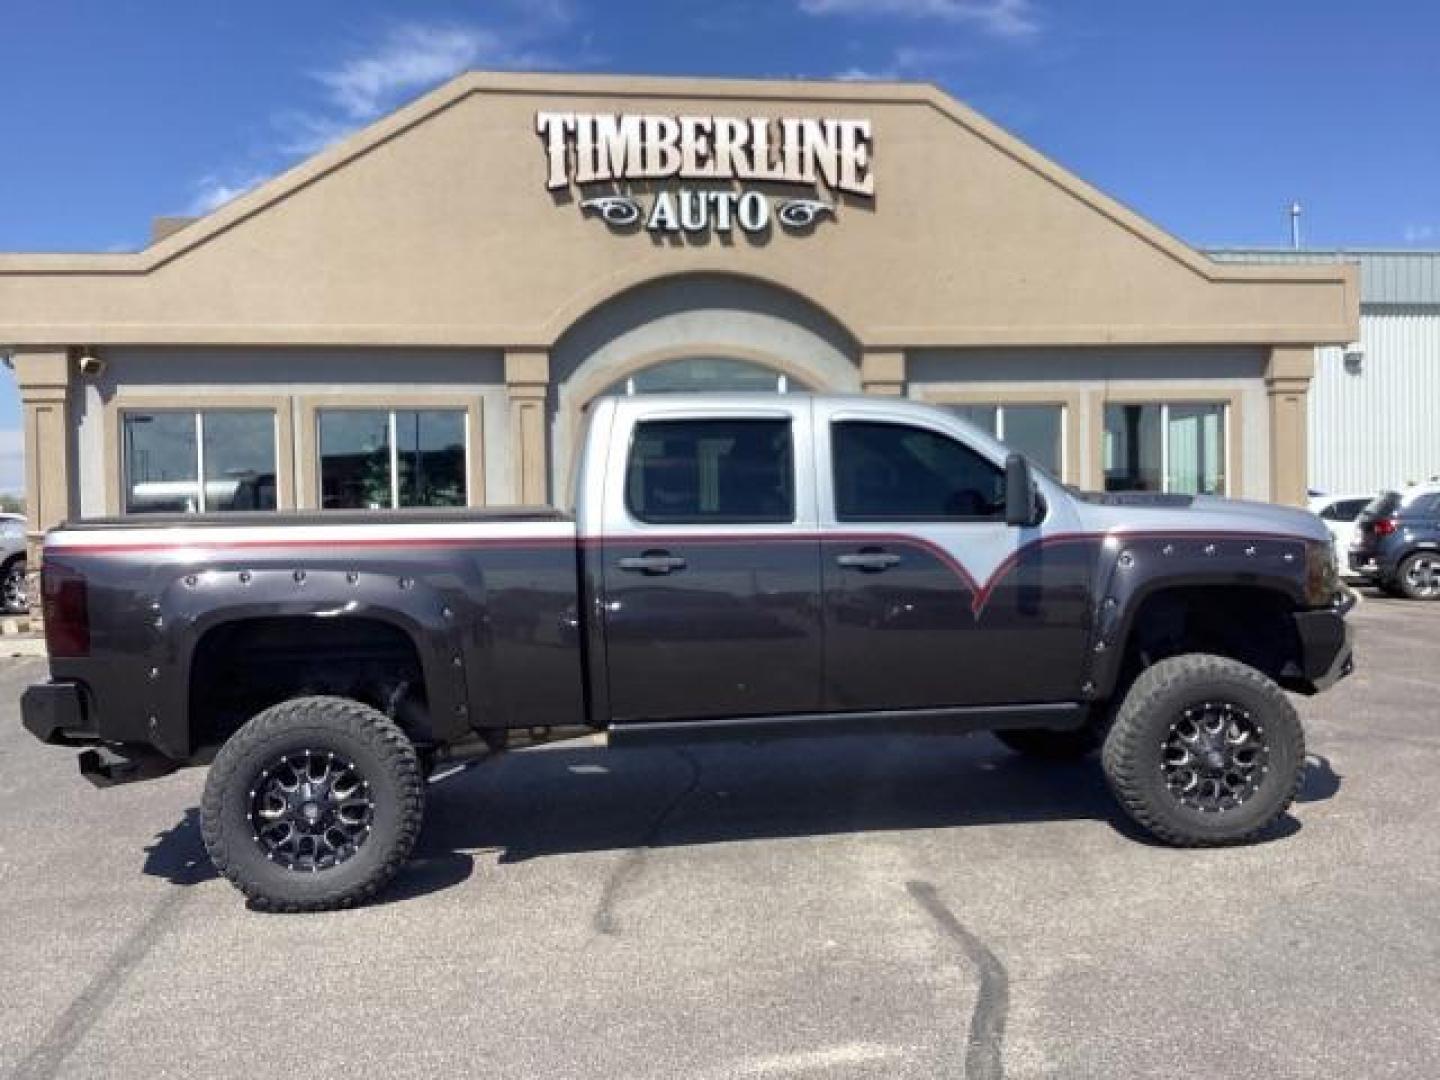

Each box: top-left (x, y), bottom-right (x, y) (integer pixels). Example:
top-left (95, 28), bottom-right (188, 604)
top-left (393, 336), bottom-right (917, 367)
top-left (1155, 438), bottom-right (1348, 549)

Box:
top-left (1, 71), bottom-right (1359, 580)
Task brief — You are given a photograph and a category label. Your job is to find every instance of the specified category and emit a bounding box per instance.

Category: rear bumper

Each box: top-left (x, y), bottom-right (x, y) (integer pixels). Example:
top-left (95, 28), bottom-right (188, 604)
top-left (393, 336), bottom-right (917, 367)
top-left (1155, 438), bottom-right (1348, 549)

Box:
top-left (22, 681), bottom-right (177, 787)
top-left (1289, 608), bottom-right (1355, 694)
top-left (21, 681), bottom-right (95, 746)
top-left (1348, 550), bottom-right (1379, 576)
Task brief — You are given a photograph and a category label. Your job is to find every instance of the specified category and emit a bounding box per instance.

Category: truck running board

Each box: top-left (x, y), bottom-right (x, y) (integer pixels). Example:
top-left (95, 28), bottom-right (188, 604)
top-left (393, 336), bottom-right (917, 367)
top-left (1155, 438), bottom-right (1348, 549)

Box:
top-left (608, 702), bottom-right (1086, 748)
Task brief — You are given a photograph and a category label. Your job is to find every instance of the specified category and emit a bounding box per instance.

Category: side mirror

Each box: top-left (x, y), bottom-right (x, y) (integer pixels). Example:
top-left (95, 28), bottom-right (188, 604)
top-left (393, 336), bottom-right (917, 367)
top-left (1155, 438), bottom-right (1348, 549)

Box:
top-left (1004, 453), bottom-right (1040, 527)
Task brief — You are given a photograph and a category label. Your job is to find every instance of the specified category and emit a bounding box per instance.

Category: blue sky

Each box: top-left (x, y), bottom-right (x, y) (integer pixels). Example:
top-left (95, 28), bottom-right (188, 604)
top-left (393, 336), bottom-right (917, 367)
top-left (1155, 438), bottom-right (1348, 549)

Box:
top-left (2, 0), bottom-right (1436, 491)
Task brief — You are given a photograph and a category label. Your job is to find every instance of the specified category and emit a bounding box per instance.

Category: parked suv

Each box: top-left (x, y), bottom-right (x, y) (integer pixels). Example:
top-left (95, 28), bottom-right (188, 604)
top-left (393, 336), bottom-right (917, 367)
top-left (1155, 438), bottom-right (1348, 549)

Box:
top-left (1309, 493), bottom-right (1373, 577)
top-left (1349, 484), bottom-right (1440, 599)
top-left (1, 513), bottom-right (27, 614)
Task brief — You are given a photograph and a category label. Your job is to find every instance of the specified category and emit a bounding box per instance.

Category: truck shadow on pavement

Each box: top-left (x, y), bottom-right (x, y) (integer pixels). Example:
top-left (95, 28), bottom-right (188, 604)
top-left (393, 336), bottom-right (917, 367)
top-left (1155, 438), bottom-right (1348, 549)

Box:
top-left (138, 740), bottom-right (1343, 906)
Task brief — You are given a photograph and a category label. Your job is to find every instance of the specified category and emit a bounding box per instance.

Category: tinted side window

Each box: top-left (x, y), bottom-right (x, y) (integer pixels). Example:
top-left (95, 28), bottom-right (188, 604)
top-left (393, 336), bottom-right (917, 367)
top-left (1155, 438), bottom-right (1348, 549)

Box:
top-left (833, 421), bottom-right (1004, 521)
top-left (1320, 499), bottom-right (1368, 522)
top-left (626, 419), bottom-right (794, 524)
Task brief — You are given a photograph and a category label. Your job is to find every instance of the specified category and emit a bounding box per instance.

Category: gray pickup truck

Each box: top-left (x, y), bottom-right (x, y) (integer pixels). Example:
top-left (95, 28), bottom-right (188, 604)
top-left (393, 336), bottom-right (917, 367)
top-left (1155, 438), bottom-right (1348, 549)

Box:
top-left (23, 394), bottom-right (1354, 910)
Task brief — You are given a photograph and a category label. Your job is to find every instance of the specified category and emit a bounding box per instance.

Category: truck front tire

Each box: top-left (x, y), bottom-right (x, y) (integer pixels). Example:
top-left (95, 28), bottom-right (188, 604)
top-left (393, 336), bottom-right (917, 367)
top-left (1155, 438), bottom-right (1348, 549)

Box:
top-left (200, 696), bottom-right (425, 911)
top-left (1101, 655), bottom-right (1304, 846)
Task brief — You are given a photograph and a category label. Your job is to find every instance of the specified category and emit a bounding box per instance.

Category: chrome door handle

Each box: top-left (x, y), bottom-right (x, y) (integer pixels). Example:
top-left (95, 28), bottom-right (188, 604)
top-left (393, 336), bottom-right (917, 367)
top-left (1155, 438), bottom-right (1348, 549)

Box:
top-left (836, 551), bottom-right (902, 572)
top-left (617, 551), bottom-right (688, 575)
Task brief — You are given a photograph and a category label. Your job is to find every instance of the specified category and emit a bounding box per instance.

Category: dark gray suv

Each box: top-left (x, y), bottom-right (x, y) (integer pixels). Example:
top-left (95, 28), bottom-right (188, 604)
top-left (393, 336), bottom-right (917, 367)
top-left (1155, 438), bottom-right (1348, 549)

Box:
top-left (1349, 485), bottom-right (1440, 599)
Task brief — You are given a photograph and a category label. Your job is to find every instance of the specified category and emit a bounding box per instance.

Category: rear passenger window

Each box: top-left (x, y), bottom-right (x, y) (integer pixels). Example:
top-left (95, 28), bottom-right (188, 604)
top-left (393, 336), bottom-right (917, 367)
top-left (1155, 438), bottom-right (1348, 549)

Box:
top-left (1320, 499), bottom-right (1368, 522)
top-left (1336, 499), bottom-right (1370, 520)
top-left (833, 420), bottom-right (1005, 521)
top-left (626, 419), bottom-right (794, 524)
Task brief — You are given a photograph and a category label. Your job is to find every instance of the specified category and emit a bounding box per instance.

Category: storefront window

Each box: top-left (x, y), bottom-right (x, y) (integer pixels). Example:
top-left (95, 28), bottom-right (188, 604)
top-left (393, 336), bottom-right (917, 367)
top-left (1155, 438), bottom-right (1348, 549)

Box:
top-left (944, 403), bottom-right (1063, 476)
top-left (603, 356), bottom-right (805, 395)
top-left (123, 410), bottom-right (276, 514)
top-left (319, 408), bottom-right (467, 509)
top-left (1104, 403), bottom-right (1226, 494)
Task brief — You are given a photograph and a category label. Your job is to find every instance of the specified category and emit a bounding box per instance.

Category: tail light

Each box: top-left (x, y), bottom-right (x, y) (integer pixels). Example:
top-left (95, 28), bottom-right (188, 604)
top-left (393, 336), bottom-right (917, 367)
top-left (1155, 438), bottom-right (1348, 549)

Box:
top-left (1372, 517), bottom-right (1398, 537)
top-left (41, 562), bottom-right (90, 658)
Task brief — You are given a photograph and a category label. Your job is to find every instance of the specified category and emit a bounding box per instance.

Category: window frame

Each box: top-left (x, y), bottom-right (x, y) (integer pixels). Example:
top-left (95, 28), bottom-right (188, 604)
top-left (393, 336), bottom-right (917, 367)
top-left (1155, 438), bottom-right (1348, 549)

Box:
top-left (623, 416), bottom-right (798, 526)
top-left (316, 406), bottom-right (473, 511)
top-left (829, 418), bottom-right (1008, 524)
top-left (119, 406), bottom-right (281, 515)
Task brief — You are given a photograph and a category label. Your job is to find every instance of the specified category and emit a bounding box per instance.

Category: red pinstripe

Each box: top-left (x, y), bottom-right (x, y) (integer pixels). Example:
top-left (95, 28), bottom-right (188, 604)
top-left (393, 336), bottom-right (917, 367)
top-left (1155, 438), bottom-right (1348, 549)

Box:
top-left (51, 527), bottom-right (1313, 618)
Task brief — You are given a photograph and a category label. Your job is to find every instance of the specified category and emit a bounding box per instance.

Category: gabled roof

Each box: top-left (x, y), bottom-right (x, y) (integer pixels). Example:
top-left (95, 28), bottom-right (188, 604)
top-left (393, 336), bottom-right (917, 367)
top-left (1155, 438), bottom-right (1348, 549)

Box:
top-left (0, 71), bottom-right (1359, 348)
top-left (0, 71), bottom-right (1346, 288)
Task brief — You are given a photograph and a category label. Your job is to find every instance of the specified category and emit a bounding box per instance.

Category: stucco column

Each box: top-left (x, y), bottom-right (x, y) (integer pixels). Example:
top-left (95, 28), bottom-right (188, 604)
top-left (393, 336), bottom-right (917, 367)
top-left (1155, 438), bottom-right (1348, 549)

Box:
top-left (505, 348), bottom-right (550, 505)
top-left (860, 349), bottom-right (906, 396)
top-left (1265, 345), bottom-right (1314, 507)
top-left (11, 348), bottom-right (74, 617)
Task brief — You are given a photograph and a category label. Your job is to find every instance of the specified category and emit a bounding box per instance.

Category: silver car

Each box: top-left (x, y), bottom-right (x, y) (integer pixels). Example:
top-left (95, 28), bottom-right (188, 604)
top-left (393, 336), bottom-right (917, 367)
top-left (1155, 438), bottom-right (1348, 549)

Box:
top-left (1, 513), bottom-right (27, 614)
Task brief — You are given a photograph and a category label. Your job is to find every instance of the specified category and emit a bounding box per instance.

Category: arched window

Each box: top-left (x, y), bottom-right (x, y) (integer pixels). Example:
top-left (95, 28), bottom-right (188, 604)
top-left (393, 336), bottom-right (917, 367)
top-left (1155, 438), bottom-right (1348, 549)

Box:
top-left (601, 356), bottom-right (807, 396)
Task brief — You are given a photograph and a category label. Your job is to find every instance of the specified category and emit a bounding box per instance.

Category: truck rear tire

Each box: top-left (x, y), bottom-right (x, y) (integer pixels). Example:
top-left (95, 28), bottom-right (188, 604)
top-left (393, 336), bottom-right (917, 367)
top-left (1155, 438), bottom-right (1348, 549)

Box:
top-left (993, 725), bottom-right (1101, 760)
top-left (200, 695), bottom-right (425, 912)
top-left (1101, 654), bottom-right (1304, 846)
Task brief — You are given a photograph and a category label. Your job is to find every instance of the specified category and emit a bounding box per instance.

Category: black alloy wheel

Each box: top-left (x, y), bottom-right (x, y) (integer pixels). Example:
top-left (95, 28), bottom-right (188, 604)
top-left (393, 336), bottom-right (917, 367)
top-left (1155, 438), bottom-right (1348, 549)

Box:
top-left (1102, 654), bottom-right (1304, 846)
top-left (202, 696), bottom-right (424, 911)
top-left (1159, 702), bottom-right (1268, 813)
top-left (249, 748), bottom-right (375, 872)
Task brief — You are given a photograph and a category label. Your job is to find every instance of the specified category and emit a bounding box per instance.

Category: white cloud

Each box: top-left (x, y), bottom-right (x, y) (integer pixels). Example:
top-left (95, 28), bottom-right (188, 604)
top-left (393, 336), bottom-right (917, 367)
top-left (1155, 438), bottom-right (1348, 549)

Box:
top-left (180, 9), bottom-right (580, 217)
top-left (315, 25), bottom-right (499, 120)
top-left (801, 0), bottom-right (1039, 38)
top-left (834, 44), bottom-right (969, 80)
top-left (0, 430), bottom-right (22, 496)
top-left (187, 172), bottom-right (268, 216)
top-left (1403, 223), bottom-right (1438, 246)
top-left (311, 11), bottom-right (574, 123)
top-left (272, 110), bottom-right (361, 157)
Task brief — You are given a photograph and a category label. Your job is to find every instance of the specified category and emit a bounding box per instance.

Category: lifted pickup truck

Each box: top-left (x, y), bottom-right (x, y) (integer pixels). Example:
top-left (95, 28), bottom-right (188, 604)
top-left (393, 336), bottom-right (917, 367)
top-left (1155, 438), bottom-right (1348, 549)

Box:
top-left (24, 394), bottom-right (1353, 910)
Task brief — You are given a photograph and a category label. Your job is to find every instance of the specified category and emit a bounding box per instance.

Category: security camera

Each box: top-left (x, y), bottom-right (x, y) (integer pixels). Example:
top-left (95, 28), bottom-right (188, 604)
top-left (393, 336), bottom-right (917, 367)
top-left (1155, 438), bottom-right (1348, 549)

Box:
top-left (77, 351), bottom-right (106, 377)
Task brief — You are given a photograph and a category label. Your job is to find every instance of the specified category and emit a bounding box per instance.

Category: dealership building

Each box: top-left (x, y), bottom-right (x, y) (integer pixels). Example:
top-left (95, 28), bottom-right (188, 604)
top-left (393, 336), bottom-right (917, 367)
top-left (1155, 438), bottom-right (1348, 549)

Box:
top-left (1, 72), bottom-right (1359, 563)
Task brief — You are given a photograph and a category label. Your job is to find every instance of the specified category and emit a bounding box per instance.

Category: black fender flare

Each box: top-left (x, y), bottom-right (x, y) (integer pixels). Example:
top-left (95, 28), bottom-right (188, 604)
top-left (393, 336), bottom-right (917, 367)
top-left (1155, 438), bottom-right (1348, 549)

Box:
top-left (1084, 534), bottom-right (1309, 700)
top-left (147, 565), bottom-right (485, 758)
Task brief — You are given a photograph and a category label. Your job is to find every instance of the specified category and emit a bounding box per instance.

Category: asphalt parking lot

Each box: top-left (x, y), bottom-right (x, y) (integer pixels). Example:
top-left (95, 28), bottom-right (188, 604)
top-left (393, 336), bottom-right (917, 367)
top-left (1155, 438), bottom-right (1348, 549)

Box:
top-left (2, 591), bottom-right (1438, 1080)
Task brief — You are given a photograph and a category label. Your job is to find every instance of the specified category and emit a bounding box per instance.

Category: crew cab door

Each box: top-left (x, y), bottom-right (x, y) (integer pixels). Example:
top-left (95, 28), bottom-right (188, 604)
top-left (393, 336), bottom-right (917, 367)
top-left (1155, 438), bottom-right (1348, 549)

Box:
top-left (599, 402), bottom-right (822, 722)
top-left (819, 409), bottom-right (1091, 710)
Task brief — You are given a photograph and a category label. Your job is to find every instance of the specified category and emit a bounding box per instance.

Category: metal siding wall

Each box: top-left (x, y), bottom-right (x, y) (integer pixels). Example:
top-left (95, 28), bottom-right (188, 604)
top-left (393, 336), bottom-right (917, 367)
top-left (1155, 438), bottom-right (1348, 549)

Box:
top-left (1310, 307), bottom-right (1440, 493)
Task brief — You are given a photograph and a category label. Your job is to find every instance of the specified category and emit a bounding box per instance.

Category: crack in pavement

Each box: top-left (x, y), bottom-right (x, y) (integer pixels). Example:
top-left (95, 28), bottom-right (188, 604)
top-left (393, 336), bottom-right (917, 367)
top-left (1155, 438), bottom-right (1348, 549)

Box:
top-left (592, 748), bottom-right (702, 937)
top-left (906, 880), bottom-right (1009, 1080)
top-left (11, 889), bottom-right (191, 1080)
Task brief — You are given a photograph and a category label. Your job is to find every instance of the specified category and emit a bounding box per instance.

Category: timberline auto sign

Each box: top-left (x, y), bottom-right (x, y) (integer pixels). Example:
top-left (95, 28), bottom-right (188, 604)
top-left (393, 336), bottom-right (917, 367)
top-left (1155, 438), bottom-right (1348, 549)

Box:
top-left (536, 112), bottom-right (874, 236)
